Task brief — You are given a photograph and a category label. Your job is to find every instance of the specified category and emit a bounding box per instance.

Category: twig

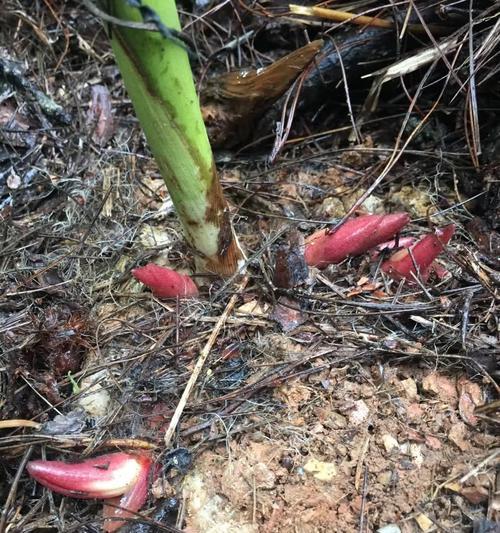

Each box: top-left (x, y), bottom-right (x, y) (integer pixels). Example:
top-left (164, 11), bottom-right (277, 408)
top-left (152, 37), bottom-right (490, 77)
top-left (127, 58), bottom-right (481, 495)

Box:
top-left (459, 449), bottom-right (500, 484)
top-left (210, 30), bottom-right (255, 56)
top-left (355, 435), bottom-right (370, 491)
top-left (0, 58), bottom-right (71, 124)
top-left (0, 419), bottom-right (41, 430)
top-left (164, 275), bottom-right (249, 447)
top-left (432, 449), bottom-right (500, 500)
top-left (464, 0), bottom-right (481, 167)
top-left (461, 289), bottom-right (474, 348)
top-left (289, 4), bottom-right (450, 35)
top-left (0, 445), bottom-right (33, 533)
top-left (81, 0), bottom-right (193, 54)
top-left (358, 467), bottom-right (369, 533)
top-left (330, 37), bottom-right (361, 144)
top-left (211, 225), bottom-right (287, 303)
top-left (82, 0), bottom-right (159, 32)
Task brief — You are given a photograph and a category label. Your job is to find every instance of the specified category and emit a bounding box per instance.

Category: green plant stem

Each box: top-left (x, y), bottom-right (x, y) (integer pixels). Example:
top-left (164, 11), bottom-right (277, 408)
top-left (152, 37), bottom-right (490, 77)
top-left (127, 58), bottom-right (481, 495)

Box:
top-left (108, 0), bottom-right (242, 275)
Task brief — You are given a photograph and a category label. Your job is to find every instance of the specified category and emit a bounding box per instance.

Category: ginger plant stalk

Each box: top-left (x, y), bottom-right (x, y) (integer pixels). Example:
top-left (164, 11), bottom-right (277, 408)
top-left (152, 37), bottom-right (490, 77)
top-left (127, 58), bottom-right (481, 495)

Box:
top-left (107, 0), bottom-right (242, 275)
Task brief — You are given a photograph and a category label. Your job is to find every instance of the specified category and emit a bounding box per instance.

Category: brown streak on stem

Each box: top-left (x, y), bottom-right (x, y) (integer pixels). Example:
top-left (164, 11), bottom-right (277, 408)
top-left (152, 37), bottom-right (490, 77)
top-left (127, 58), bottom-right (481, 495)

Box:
top-left (112, 26), bottom-right (241, 275)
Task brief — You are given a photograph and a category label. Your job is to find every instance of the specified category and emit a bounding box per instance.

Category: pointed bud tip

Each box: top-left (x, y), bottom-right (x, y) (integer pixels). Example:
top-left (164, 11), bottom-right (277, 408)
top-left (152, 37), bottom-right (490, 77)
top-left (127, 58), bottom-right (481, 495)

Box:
top-left (381, 224), bottom-right (455, 282)
top-left (27, 452), bottom-right (152, 500)
top-left (103, 455), bottom-right (153, 532)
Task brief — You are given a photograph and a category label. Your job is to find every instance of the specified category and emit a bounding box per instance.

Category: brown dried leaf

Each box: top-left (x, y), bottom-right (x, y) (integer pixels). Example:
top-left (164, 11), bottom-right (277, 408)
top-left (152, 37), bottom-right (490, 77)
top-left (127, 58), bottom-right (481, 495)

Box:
top-left (422, 372), bottom-right (457, 405)
top-left (273, 232), bottom-right (308, 288)
top-left (270, 296), bottom-right (306, 332)
top-left (448, 422), bottom-right (471, 451)
top-left (87, 85), bottom-right (114, 145)
top-left (460, 486), bottom-right (489, 504)
top-left (457, 376), bottom-right (484, 426)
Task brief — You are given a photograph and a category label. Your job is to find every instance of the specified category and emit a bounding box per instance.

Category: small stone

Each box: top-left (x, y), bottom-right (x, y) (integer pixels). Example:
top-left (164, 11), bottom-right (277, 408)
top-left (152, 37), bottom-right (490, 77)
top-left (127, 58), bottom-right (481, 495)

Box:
top-left (303, 458), bottom-right (337, 481)
top-left (407, 403), bottom-right (424, 420)
top-left (415, 513), bottom-right (433, 532)
top-left (377, 471), bottom-right (393, 486)
top-left (327, 412), bottom-right (348, 429)
top-left (7, 172), bottom-right (21, 189)
top-left (448, 422), bottom-right (471, 451)
top-left (280, 456), bottom-right (294, 471)
top-left (319, 197), bottom-right (345, 218)
top-left (344, 400), bottom-right (369, 426)
top-left (409, 443), bottom-right (424, 468)
top-left (336, 444), bottom-right (348, 456)
top-left (458, 388), bottom-right (479, 426)
top-left (422, 373), bottom-right (457, 405)
top-left (377, 525), bottom-right (401, 533)
top-left (77, 371), bottom-right (111, 417)
top-left (400, 378), bottom-right (418, 399)
top-left (381, 434), bottom-right (400, 453)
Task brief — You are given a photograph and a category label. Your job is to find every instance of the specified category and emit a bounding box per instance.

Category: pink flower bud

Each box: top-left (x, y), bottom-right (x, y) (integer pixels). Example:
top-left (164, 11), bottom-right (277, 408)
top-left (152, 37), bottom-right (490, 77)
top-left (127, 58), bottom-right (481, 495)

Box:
top-left (305, 213), bottom-right (410, 268)
top-left (381, 224), bottom-right (455, 282)
top-left (102, 456), bottom-right (152, 532)
top-left (132, 263), bottom-right (198, 298)
top-left (27, 452), bottom-right (151, 500)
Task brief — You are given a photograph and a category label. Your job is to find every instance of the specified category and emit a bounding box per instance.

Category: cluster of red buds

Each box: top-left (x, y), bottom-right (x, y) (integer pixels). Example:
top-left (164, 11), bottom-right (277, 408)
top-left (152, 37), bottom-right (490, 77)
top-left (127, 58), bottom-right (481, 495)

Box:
top-left (130, 214), bottom-right (455, 299)
top-left (27, 452), bottom-right (152, 532)
top-left (304, 213), bottom-right (454, 284)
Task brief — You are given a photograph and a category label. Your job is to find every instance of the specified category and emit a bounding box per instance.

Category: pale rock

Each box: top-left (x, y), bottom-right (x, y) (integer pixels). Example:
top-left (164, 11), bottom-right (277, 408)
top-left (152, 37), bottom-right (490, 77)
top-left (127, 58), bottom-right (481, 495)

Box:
top-left (303, 457), bottom-right (337, 481)
top-left (346, 400), bottom-right (370, 426)
top-left (415, 513), bottom-right (433, 532)
top-left (77, 370), bottom-right (111, 417)
top-left (377, 525), bottom-right (401, 533)
top-left (409, 443), bottom-right (424, 468)
top-left (319, 197), bottom-right (345, 218)
top-left (400, 377), bottom-right (418, 399)
top-left (382, 434), bottom-right (400, 453)
top-left (377, 471), bottom-right (394, 486)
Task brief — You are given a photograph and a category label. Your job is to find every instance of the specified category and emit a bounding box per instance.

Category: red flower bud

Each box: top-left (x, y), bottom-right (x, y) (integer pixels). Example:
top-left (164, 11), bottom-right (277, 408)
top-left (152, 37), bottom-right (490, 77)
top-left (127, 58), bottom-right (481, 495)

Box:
top-left (102, 456), bottom-right (152, 532)
top-left (132, 263), bottom-right (198, 299)
top-left (381, 224), bottom-right (455, 282)
top-left (27, 452), bottom-right (152, 500)
top-left (305, 213), bottom-right (410, 268)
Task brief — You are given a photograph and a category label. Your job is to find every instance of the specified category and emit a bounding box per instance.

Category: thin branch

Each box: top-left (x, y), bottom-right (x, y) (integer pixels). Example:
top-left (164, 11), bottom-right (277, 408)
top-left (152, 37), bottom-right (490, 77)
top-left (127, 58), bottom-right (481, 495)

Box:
top-left (163, 275), bottom-right (249, 448)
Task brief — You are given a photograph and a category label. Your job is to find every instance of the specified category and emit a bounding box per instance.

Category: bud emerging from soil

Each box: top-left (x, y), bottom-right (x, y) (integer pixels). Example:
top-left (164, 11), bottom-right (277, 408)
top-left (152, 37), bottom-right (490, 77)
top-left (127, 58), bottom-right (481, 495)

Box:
top-left (132, 263), bottom-right (199, 299)
top-left (305, 213), bottom-right (410, 268)
top-left (27, 452), bottom-right (152, 500)
top-left (102, 455), bottom-right (152, 532)
top-left (381, 224), bottom-right (455, 282)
